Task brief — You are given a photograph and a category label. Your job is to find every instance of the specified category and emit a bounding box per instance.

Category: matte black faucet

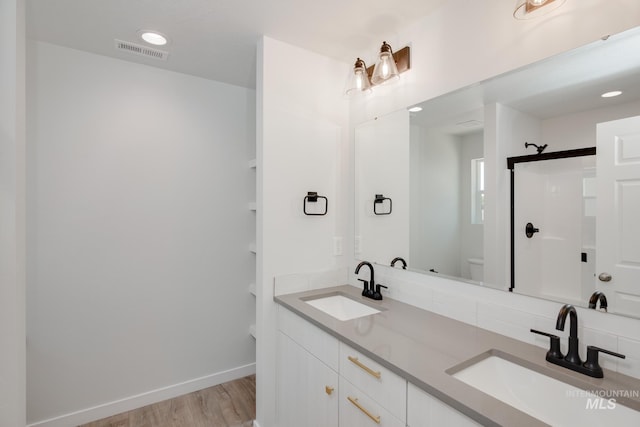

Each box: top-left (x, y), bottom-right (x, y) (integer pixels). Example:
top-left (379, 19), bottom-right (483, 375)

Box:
top-left (390, 257), bottom-right (407, 269)
top-left (355, 261), bottom-right (375, 299)
top-left (588, 291), bottom-right (608, 312)
top-left (532, 304), bottom-right (626, 378)
top-left (556, 304), bottom-right (582, 365)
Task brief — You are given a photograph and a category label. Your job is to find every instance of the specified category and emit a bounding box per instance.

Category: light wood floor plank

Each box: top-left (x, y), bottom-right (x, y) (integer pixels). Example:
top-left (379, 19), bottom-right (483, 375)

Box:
top-left (78, 374), bottom-right (255, 427)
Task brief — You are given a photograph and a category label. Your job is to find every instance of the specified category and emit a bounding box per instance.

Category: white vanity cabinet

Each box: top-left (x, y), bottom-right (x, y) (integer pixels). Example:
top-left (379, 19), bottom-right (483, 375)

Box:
top-left (276, 307), bottom-right (340, 427)
top-left (407, 383), bottom-right (481, 426)
top-left (276, 332), bottom-right (339, 427)
top-left (339, 343), bottom-right (406, 425)
top-left (277, 306), bottom-right (406, 426)
top-left (340, 375), bottom-right (405, 427)
top-left (277, 305), bottom-right (481, 427)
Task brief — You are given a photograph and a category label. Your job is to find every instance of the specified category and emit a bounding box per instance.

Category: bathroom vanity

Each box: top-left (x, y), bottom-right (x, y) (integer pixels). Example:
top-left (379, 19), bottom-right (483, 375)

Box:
top-left (274, 285), bottom-right (640, 426)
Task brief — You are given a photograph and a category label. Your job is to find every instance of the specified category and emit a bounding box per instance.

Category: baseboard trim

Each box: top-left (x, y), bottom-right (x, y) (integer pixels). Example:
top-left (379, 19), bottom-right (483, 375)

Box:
top-left (27, 363), bottom-right (256, 427)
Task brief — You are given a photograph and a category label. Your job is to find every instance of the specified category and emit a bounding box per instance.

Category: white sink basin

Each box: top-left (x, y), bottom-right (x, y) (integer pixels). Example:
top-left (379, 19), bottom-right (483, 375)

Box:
top-left (305, 294), bottom-right (380, 321)
top-left (450, 352), bottom-right (640, 426)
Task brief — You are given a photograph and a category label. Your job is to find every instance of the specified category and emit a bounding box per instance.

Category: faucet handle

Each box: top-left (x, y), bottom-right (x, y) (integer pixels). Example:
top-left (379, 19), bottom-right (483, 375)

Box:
top-left (584, 345), bottom-right (625, 378)
top-left (372, 284), bottom-right (387, 301)
top-left (358, 278), bottom-right (369, 296)
top-left (530, 329), bottom-right (563, 360)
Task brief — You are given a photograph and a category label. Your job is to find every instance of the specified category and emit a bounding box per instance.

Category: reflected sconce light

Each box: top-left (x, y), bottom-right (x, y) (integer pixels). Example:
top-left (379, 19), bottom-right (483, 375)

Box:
top-left (513, 0), bottom-right (566, 19)
top-left (346, 41), bottom-right (411, 95)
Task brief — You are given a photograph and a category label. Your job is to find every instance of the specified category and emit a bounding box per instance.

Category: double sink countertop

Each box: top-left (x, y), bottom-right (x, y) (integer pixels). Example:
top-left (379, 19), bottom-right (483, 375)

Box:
top-left (275, 285), bottom-right (640, 427)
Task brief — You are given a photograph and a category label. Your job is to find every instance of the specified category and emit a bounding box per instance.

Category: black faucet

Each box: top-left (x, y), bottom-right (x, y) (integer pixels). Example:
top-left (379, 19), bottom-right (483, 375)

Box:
top-left (556, 304), bottom-right (582, 365)
top-left (355, 261), bottom-right (386, 300)
top-left (531, 304), bottom-right (625, 378)
top-left (588, 291), bottom-right (608, 312)
top-left (390, 257), bottom-right (407, 269)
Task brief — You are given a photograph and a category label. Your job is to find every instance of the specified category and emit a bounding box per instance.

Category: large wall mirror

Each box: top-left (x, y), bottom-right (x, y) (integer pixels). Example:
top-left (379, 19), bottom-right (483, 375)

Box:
top-left (354, 25), bottom-right (640, 319)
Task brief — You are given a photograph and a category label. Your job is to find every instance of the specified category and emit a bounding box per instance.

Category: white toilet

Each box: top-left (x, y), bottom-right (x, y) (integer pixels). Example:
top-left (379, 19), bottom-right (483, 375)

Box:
top-left (467, 258), bottom-right (484, 282)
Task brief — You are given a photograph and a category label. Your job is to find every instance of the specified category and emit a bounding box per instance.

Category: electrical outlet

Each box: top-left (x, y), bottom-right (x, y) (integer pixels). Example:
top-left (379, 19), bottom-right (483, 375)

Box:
top-left (333, 236), bottom-right (343, 256)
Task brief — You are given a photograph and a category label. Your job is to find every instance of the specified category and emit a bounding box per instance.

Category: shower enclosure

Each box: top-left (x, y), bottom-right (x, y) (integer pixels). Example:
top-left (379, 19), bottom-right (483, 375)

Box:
top-left (508, 148), bottom-right (596, 305)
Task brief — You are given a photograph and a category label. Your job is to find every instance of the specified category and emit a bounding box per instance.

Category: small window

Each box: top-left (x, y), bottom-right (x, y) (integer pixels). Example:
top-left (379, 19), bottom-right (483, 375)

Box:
top-left (471, 158), bottom-right (484, 224)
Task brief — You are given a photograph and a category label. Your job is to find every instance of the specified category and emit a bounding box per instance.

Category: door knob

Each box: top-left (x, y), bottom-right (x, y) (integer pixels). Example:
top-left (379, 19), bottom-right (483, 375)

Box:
top-left (598, 272), bottom-right (612, 282)
top-left (325, 385), bottom-right (334, 395)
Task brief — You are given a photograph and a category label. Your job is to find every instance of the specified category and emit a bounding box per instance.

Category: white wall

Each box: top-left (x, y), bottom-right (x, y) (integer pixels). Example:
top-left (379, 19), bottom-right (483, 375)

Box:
top-left (26, 42), bottom-right (256, 425)
top-left (256, 36), bottom-right (349, 427)
top-left (0, 0), bottom-right (26, 426)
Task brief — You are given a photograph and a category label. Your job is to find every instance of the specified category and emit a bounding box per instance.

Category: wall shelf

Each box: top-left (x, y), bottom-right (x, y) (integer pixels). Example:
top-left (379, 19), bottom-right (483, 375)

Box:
top-left (249, 243), bottom-right (256, 254)
top-left (249, 283), bottom-right (256, 296)
top-left (249, 324), bottom-right (256, 339)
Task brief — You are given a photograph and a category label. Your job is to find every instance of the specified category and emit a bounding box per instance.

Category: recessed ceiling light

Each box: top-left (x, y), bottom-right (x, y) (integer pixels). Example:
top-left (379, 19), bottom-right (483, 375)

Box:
top-left (140, 31), bottom-right (168, 46)
top-left (601, 90), bottom-right (622, 98)
top-left (408, 106), bottom-right (423, 112)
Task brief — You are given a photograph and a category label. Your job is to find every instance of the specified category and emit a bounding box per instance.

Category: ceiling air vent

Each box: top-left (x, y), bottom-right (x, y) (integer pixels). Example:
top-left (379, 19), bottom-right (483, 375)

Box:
top-left (456, 119), bottom-right (484, 128)
top-left (114, 39), bottom-right (169, 61)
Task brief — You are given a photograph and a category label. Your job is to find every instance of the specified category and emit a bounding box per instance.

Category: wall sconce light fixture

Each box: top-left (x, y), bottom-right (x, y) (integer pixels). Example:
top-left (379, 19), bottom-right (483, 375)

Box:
top-left (513, 0), bottom-right (566, 20)
top-left (346, 58), bottom-right (372, 95)
top-left (346, 41), bottom-right (411, 95)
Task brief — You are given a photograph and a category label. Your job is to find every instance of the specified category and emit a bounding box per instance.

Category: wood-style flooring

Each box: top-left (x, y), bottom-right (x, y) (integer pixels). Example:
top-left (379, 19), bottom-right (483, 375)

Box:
top-left (79, 374), bottom-right (255, 427)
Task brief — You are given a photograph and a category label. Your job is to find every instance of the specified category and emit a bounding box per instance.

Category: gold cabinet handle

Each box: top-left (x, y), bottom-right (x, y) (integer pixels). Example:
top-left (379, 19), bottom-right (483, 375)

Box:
top-left (325, 385), bottom-right (334, 395)
top-left (347, 396), bottom-right (381, 424)
top-left (348, 356), bottom-right (381, 379)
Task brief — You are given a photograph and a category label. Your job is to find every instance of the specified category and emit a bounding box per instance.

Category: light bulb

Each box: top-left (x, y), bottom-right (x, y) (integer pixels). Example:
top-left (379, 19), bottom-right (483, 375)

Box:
top-left (371, 42), bottom-right (400, 85)
top-left (346, 58), bottom-right (371, 95)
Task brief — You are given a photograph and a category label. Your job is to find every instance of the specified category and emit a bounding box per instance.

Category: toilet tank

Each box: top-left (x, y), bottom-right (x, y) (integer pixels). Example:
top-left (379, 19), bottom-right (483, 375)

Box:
top-left (467, 258), bottom-right (484, 282)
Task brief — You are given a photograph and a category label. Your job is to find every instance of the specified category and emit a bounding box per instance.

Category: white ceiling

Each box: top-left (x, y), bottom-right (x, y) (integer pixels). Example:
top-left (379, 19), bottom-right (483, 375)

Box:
top-left (26, 0), bottom-right (447, 89)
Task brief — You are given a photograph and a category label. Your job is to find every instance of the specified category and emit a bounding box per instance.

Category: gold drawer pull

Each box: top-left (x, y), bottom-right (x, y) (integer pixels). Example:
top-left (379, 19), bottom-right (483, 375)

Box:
top-left (348, 356), bottom-right (381, 379)
top-left (347, 396), bottom-right (381, 424)
top-left (325, 385), bottom-right (334, 395)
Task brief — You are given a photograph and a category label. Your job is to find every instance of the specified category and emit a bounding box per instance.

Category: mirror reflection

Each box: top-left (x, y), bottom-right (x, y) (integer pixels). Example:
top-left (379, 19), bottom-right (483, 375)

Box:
top-left (354, 25), bottom-right (640, 318)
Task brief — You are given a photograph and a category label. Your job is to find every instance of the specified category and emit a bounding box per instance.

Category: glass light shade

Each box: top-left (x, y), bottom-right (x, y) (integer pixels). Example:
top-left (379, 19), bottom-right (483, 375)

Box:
top-left (346, 58), bottom-right (372, 95)
top-left (371, 42), bottom-right (400, 85)
top-left (513, 0), bottom-right (566, 20)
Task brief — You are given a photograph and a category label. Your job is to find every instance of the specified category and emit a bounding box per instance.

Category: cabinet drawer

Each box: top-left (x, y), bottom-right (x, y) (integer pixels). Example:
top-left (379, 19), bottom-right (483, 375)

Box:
top-left (277, 306), bottom-right (339, 371)
top-left (339, 342), bottom-right (406, 421)
top-left (340, 376), bottom-right (405, 427)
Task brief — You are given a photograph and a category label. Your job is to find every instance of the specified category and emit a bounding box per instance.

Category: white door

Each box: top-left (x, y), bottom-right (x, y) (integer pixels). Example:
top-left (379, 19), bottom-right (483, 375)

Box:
top-left (596, 115), bottom-right (640, 316)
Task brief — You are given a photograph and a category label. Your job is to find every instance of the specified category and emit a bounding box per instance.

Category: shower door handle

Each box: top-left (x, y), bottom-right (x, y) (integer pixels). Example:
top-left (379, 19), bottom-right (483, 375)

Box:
top-left (598, 272), bottom-right (612, 282)
top-left (525, 222), bottom-right (540, 238)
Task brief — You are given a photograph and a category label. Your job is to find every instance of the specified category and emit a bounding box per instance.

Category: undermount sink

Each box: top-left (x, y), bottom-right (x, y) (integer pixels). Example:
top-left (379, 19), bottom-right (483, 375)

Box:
top-left (448, 351), bottom-right (640, 426)
top-left (304, 294), bottom-right (381, 321)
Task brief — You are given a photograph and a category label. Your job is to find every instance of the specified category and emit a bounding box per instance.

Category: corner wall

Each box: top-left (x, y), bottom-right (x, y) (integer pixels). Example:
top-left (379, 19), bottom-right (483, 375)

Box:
top-left (0, 0), bottom-right (26, 425)
top-left (26, 41), bottom-right (256, 426)
top-left (256, 36), bottom-right (349, 427)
